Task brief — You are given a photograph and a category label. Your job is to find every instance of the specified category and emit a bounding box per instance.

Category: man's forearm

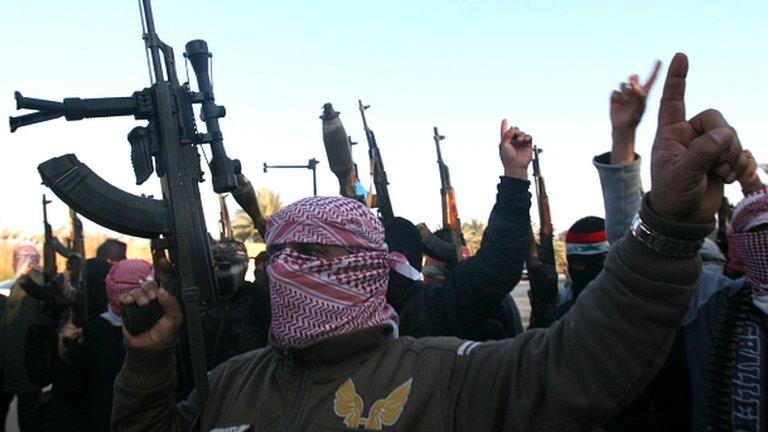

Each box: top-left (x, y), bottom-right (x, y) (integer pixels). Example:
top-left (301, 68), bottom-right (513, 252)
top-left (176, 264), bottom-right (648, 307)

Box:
top-left (594, 152), bottom-right (643, 245)
top-left (475, 177), bottom-right (532, 291)
top-left (452, 199), bottom-right (710, 431)
top-left (442, 178), bottom-right (531, 328)
top-left (611, 128), bottom-right (637, 165)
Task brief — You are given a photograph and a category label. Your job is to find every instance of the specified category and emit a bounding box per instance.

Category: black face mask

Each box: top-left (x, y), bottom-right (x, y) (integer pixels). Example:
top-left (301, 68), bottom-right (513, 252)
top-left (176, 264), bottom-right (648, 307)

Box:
top-left (568, 253), bottom-right (606, 298)
top-left (215, 262), bottom-right (247, 300)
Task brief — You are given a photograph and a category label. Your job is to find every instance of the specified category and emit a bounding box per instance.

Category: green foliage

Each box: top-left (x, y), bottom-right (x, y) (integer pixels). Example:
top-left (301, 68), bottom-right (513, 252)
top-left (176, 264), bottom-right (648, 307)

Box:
top-left (257, 188), bottom-right (283, 219)
top-left (232, 209), bottom-right (256, 242)
top-left (231, 188), bottom-right (284, 242)
top-left (461, 219), bottom-right (486, 254)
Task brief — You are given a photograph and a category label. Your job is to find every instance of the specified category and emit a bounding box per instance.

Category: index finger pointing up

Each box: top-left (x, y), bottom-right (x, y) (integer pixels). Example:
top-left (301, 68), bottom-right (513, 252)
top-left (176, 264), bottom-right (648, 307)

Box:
top-left (658, 53), bottom-right (689, 126)
top-left (643, 59), bottom-right (663, 91)
top-left (500, 118), bottom-right (509, 142)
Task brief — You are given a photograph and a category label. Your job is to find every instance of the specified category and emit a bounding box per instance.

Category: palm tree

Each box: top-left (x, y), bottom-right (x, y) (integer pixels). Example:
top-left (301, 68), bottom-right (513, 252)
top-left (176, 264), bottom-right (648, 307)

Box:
top-left (461, 219), bottom-right (486, 253)
top-left (230, 188), bottom-right (284, 243)
top-left (232, 209), bottom-right (256, 242)
top-left (257, 188), bottom-right (283, 219)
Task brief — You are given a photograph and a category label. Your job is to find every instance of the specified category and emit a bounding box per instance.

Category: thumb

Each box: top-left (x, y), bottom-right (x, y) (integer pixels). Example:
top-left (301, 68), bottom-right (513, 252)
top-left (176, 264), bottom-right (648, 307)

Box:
top-left (156, 287), bottom-right (183, 328)
top-left (677, 127), bottom-right (733, 175)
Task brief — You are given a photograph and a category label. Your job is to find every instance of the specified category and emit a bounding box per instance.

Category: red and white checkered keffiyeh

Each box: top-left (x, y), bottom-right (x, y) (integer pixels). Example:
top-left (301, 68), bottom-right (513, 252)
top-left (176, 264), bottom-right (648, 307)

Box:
top-left (730, 187), bottom-right (768, 299)
top-left (13, 244), bottom-right (41, 275)
top-left (266, 196), bottom-right (406, 347)
top-left (105, 259), bottom-right (154, 318)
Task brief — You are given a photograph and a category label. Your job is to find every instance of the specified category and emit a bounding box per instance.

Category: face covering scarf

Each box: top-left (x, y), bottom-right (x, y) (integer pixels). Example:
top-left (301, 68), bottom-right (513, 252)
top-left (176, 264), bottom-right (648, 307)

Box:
top-left (729, 187), bottom-right (768, 314)
top-left (265, 196), bottom-right (415, 347)
top-left (13, 244), bottom-right (41, 276)
top-left (105, 259), bottom-right (154, 320)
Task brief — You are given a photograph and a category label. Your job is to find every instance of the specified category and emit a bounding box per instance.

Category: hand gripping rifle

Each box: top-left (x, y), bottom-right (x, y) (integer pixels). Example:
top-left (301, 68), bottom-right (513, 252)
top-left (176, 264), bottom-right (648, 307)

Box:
top-left (10, 0), bottom-right (242, 407)
top-left (433, 127), bottom-right (463, 263)
top-left (527, 146), bottom-right (559, 328)
top-left (358, 100), bottom-right (394, 223)
top-left (320, 103), bottom-right (367, 204)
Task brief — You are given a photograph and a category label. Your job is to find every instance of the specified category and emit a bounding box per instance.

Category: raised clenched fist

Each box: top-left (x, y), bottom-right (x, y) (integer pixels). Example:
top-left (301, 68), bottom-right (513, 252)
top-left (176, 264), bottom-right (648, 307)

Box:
top-left (499, 119), bottom-right (534, 180)
top-left (121, 281), bottom-right (183, 349)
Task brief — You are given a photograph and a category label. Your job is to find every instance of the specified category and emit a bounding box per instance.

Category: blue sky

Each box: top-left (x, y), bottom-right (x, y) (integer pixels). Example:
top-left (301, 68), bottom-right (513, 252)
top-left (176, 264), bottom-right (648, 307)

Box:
top-left (2, 0), bottom-right (766, 239)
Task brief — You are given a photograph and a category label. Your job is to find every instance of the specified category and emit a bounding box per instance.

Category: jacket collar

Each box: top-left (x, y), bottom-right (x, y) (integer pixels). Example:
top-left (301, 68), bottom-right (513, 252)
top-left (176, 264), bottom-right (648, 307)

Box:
top-left (272, 322), bottom-right (397, 368)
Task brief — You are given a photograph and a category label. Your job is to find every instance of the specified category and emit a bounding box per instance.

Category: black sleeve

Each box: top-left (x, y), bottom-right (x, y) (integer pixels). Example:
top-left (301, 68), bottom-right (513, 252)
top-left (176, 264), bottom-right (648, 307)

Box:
top-left (437, 177), bottom-right (531, 339)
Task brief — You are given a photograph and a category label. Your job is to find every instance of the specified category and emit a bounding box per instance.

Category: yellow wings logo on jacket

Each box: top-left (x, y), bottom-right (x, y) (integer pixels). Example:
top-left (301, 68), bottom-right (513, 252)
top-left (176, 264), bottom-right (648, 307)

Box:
top-left (333, 378), bottom-right (413, 430)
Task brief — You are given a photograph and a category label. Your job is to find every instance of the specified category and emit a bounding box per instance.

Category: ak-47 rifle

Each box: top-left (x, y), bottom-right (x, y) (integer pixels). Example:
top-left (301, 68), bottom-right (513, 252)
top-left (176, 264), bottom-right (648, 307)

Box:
top-left (358, 100), bottom-right (394, 223)
top-left (10, 0), bottom-right (242, 406)
top-left (62, 209), bottom-right (86, 286)
top-left (320, 103), bottom-right (367, 204)
top-left (218, 195), bottom-right (234, 241)
top-left (527, 146), bottom-right (559, 328)
top-left (64, 208), bottom-right (88, 325)
top-left (433, 127), bottom-right (463, 263)
top-left (41, 198), bottom-right (82, 283)
top-left (34, 196), bottom-right (86, 324)
top-left (41, 195), bottom-right (57, 281)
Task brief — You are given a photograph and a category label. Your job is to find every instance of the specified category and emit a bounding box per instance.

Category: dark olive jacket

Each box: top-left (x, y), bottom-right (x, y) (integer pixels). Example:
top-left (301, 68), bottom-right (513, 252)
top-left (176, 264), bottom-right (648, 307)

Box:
top-left (113, 203), bottom-right (710, 431)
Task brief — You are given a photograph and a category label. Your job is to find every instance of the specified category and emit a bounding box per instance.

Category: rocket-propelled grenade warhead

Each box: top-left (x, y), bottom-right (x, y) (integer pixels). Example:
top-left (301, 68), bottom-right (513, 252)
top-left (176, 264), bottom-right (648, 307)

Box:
top-left (320, 103), bottom-right (354, 177)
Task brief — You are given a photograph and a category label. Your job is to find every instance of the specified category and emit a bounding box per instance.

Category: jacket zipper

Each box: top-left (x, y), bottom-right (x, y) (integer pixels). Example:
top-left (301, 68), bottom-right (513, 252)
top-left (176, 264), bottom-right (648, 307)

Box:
top-left (280, 369), bottom-right (309, 432)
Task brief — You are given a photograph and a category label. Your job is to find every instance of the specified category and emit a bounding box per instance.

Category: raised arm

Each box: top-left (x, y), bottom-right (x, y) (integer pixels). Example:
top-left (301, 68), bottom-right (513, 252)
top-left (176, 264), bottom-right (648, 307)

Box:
top-left (445, 53), bottom-right (749, 431)
top-left (438, 122), bottom-right (533, 338)
top-left (595, 60), bottom-right (661, 244)
top-left (111, 282), bottom-right (192, 431)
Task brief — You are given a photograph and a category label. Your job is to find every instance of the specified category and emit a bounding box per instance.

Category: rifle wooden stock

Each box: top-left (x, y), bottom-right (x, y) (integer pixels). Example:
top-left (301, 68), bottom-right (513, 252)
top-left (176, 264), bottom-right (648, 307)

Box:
top-left (433, 127), bottom-right (462, 262)
top-left (218, 195), bottom-right (234, 240)
top-left (442, 187), bottom-right (463, 262)
top-left (532, 146), bottom-right (555, 265)
top-left (527, 145), bottom-right (559, 328)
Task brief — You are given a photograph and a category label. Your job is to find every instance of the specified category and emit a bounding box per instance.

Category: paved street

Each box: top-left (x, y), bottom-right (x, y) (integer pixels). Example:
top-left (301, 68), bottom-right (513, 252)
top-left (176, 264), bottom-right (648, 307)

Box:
top-left (512, 280), bottom-right (532, 328)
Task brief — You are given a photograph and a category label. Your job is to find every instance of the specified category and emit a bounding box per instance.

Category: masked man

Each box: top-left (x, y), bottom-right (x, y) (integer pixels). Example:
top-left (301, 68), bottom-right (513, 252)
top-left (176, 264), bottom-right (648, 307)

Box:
top-left (113, 53), bottom-right (748, 431)
top-left (0, 245), bottom-right (43, 431)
